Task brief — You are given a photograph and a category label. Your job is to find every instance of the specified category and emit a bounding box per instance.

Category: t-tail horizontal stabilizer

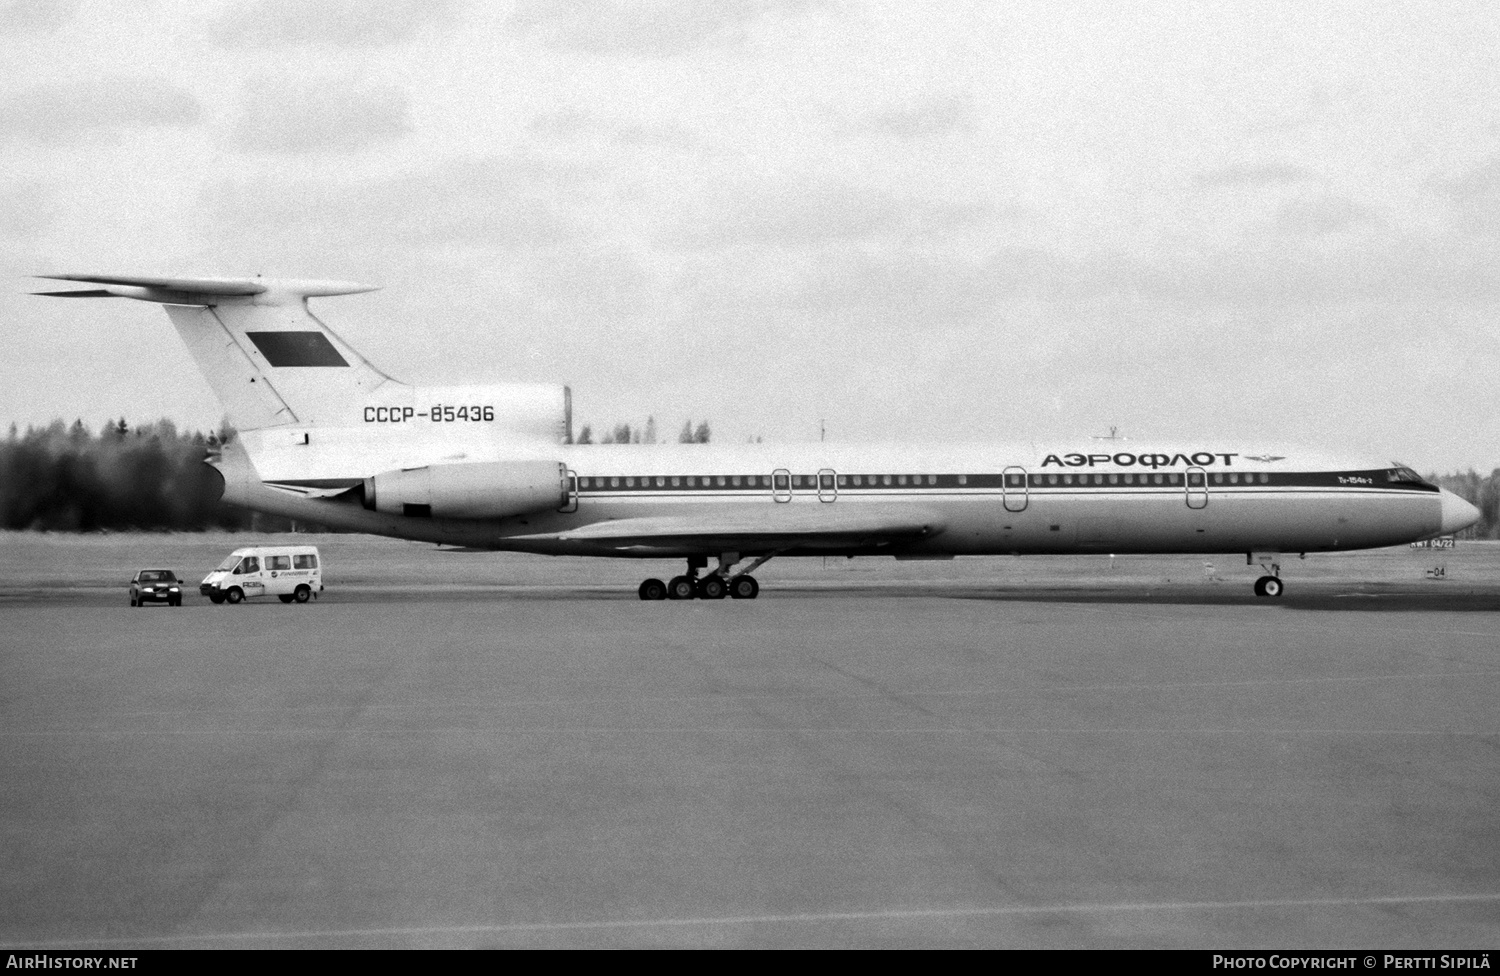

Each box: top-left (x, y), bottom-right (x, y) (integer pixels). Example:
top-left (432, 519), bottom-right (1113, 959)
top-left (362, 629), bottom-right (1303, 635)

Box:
top-left (32, 274), bottom-right (377, 303)
top-left (32, 273), bottom-right (398, 431)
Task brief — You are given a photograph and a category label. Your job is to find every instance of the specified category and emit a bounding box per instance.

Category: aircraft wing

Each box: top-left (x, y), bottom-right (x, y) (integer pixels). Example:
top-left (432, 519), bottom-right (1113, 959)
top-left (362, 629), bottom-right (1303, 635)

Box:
top-left (511, 504), bottom-right (946, 554)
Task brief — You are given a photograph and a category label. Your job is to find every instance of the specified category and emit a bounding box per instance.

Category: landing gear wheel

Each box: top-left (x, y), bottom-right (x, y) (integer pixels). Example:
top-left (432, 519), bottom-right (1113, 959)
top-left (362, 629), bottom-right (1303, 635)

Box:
top-left (293, 584), bottom-right (311, 604)
top-left (638, 578), bottom-right (667, 601)
top-left (667, 576), bottom-right (696, 600)
top-left (225, 587), bottom-right (244, 604)
top-left (1253, 575), bottom-right (1284, 598)
top-left (696, 575), bottom-right (728, 600)
top-left (728, 575), bottom-right (759, 600)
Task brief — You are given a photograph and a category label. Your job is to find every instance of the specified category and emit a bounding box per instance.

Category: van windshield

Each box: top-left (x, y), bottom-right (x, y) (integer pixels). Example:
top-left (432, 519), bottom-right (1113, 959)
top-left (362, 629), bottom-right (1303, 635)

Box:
top-left (216, 554), bottom-right (241, 571)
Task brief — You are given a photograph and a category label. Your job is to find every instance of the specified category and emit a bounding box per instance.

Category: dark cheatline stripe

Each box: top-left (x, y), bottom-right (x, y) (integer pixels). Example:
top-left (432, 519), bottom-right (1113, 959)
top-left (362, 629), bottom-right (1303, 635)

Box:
top-left (246, 331), bottom-right (349, 367)
top-left (572, 470), bottom-right (1437, 494)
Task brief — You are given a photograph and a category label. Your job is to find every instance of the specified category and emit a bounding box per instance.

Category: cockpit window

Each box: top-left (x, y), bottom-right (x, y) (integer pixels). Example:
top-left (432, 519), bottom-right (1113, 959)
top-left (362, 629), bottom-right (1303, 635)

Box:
top-left (1385, 464), bottom-right (1426, 484)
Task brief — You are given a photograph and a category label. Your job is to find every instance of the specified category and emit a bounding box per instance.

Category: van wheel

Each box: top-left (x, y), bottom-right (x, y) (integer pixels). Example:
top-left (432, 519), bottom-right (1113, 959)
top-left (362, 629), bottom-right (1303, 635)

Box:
top-left (278, 594), bottom-right (294, 604)
top-left (225, 587), bottom-right (244, 604)
top-left (294, 585), bottom-right (311, 604)
top-left (208, 594), bottom-right (225, 605)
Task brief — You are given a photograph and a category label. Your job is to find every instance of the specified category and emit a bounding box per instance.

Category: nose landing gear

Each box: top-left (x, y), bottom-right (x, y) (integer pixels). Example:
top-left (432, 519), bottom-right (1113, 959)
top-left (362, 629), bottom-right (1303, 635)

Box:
top-left (1248, 553), bottom-right (1285, 598)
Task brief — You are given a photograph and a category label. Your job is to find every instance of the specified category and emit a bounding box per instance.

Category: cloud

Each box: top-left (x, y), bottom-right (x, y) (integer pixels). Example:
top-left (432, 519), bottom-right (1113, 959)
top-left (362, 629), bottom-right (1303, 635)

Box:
top-left (1192, 164), bottom-right (1316, 189)
top-left (1433, 155), bottom-right (1500, 236)
top-left (0, 0), bottom-right (79, 35)
top-left (208, 155), bottom-right (595, 250)
top-left (1271, 195), bottom-right (1373, 237)
top-left (664, 180), bottom-right (991, 250)
top-left (860, 94), bottom-right (976, 139)
top-left (0, 181), bottom-right (54, 240)
top-left (211, 0), bottom-right (464, 48)
top-left (0, 77), bottom-right (200, 144)
top-left (232, 79), bottom-right (409, 154)
top-left (528, 109), bottom-right (694, 147)
top-left (507, 0), bottom-right (817, 57)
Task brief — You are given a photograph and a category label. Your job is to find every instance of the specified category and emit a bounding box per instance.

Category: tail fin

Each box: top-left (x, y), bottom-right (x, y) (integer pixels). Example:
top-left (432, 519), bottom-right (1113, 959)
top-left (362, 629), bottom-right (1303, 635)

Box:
top-left (34, 274), bottom-right (401, 431)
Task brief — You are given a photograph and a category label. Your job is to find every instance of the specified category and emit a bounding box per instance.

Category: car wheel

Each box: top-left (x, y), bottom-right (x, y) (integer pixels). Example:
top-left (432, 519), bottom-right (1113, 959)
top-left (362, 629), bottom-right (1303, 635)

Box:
top-left (225, 587), bottom-right (244, 604)
top-left (294, 585), bottom-right (311, 604)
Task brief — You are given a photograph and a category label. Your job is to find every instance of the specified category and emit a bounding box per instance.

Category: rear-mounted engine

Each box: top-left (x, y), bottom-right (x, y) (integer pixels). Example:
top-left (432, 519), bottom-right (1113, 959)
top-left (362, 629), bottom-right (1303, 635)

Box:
top-left (363, 460), bottom-right (568, 520)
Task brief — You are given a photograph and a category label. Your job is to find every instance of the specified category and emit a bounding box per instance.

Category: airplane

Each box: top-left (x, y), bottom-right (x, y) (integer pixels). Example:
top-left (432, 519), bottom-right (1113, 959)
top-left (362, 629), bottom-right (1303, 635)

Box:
top-left (33, 273), bottom-right (1481, 601)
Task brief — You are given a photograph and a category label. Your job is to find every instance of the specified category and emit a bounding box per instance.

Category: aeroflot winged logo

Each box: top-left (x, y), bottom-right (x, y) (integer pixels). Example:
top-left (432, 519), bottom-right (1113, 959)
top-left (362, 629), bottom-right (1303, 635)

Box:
top-left (1243, 454), bottom-right (1287, 463)
top-left (1040, 451), bottom-right (1239, 469)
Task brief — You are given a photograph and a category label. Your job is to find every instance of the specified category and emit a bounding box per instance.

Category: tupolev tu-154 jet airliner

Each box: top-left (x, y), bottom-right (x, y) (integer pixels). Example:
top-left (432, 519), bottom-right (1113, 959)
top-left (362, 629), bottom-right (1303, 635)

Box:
top-left (35, 274), bottom-right (1481, 601)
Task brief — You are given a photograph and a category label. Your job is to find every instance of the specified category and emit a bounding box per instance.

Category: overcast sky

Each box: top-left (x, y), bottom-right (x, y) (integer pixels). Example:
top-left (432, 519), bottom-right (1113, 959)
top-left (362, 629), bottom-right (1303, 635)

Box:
top-left (3, 0), bottom-right (1499, 470)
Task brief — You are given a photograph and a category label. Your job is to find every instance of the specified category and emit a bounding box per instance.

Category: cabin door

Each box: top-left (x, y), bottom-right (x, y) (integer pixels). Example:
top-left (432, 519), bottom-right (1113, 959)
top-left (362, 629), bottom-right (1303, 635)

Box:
top-left (1185, 466), bottom-right (1208, 510)
top-left (1003, 465), bottom-right (1029, 512)
top-left (817, 468), bottom-right (838, 503)
top-left (772, 468), bottom-right (792, 503)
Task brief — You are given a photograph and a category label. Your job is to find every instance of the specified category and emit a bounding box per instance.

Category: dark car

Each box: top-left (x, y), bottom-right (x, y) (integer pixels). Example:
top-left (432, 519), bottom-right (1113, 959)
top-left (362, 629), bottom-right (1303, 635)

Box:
top-left (130, 569), bottom-right (182, 607)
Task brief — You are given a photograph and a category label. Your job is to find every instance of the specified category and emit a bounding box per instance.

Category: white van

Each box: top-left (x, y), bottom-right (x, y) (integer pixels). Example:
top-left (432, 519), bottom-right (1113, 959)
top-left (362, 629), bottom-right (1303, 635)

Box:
top-left (200, 546), bottom-right (323, 605)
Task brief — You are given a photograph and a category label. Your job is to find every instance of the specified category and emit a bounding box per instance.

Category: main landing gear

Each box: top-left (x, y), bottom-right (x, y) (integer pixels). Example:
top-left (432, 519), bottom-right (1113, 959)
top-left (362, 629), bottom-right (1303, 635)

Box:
top-left (1249, 553), bottom-right (1285, 598)
top-left (638, 552), bottom-right (772, 601)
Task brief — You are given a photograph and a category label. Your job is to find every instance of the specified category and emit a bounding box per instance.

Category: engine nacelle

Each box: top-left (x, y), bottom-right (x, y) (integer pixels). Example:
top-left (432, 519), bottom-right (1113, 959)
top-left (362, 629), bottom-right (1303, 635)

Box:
top-left (363, 460), bottom-right (568, 520)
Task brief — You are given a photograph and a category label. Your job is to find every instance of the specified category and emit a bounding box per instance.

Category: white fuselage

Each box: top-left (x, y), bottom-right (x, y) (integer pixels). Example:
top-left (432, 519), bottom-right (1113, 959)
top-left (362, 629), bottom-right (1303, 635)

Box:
top-left (220, 438), bottom-right (1455, 558)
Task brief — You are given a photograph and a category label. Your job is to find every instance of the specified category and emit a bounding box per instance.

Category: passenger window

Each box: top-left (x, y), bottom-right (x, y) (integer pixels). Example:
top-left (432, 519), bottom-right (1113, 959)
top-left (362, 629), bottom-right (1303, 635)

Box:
top-left (1108, 474), bottom-right (1118, 484)
top-left (928, 475), bottom-right (937, 485)
top-left (293, 554), bottom-right (317, 569)
top-left (1153, 474), bottom-right (1163, 485)
top-left (1213, 473), bottom-right (1223, 484)
top-left (610, 477), bottom-right (619, 488)
top-left (1093, 474), bottom-right (1103, 485)
top-left (732, 475), bottom-right (742, 486)
top-left (267, 555), bottom-right (291, 571)
top-left (626, 477), bottom-right (635, 487)
top-left (716, 476), bottom-right (726, 486)
top-left (882, 475), bottom-right (892, 486)
top-left (1229, 473), bottom-right (1239, 484)
top-left (1259, 472), bottom-right (1269, 484)
top-left (1047, 475), bottom-right (1058, 485)
top-left (837, 475), bottom-right (846, 486)
top-left (655, 476), bottom-right (665, 487)
top-left (958, 474), bottom-right (967, 485)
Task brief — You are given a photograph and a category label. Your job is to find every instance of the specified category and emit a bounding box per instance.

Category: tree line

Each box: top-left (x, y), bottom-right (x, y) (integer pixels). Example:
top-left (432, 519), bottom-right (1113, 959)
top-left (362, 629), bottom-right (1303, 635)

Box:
top-left (3, 418), bottom-right (1497, 537)
top-left (575, 417), bottom-right (711, 445)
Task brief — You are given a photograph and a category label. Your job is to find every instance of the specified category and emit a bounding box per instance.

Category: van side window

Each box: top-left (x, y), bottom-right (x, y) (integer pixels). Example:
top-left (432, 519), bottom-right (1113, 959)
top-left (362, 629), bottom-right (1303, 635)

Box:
top-left (293, 554), bottom-right (318, 569)
top-left (266, 555), bottom-right (291, 571)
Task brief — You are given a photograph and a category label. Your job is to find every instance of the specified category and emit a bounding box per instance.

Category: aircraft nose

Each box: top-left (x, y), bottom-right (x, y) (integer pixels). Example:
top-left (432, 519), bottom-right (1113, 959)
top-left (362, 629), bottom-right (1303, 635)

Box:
top-left (1438, 489), bottom-right (1481, 536)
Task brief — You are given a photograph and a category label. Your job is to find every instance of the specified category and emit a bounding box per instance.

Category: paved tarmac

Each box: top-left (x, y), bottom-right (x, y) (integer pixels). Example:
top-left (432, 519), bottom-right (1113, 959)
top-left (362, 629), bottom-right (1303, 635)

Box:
top-left (2, 576), bottom-right (1498, 948)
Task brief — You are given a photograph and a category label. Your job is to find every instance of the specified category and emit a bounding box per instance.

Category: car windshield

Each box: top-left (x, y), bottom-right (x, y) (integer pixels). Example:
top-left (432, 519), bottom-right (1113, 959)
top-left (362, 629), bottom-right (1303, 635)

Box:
top-left (139, 570), bottom-right (173, 582)
top-left (216, 554), bottom-right (241, 571)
